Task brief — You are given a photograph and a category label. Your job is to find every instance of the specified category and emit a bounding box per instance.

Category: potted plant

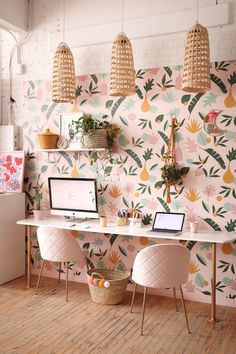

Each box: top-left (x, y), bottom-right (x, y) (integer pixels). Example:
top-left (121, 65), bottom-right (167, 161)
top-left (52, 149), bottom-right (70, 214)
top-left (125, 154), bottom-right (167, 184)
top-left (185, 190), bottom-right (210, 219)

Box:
top-left (72, 113), bottom-right (112, 149)
top-left (161, 162), bottom-right (189, 203)
top-left (32, 174), bottom-right (44, 220)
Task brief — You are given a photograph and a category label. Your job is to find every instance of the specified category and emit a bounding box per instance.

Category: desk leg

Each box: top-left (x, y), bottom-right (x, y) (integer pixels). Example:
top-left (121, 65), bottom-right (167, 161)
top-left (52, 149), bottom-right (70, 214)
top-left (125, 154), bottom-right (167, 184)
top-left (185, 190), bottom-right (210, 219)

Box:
top-left (210, 242), bottom-right (217, 323)
top-left (26, 225), bottom-right (31, 288)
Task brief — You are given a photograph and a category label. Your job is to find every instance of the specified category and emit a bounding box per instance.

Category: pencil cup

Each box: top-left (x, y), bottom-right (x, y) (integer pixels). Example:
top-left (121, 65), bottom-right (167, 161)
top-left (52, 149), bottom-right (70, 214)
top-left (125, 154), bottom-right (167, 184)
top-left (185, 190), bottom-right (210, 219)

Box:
top-left (190, 221), bottom-right (198, 233)
top-left (115, 217), bottom-right (128, 226)
top-left (100, 216), bottom-right (108, 227)
top-left (129, 218), bottom-right (142, 228)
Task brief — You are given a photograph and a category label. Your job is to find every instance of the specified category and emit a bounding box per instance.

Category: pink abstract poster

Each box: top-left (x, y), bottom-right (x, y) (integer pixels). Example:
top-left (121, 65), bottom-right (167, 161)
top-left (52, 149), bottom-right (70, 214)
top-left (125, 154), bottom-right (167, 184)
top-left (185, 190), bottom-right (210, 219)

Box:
top-left (0, 151), bottom-right (25, 192)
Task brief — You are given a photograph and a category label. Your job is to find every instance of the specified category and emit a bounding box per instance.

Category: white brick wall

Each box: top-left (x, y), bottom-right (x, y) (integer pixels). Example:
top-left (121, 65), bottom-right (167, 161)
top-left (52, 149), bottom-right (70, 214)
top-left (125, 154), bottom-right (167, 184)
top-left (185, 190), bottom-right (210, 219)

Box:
top-left (1, 0), bottom-right (236, 128)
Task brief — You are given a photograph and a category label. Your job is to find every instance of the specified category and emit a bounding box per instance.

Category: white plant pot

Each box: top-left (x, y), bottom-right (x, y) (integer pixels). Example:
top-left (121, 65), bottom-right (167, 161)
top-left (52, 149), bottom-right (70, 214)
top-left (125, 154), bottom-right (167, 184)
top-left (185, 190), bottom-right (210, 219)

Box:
top-left (33, 210), bottom-right (44, 220)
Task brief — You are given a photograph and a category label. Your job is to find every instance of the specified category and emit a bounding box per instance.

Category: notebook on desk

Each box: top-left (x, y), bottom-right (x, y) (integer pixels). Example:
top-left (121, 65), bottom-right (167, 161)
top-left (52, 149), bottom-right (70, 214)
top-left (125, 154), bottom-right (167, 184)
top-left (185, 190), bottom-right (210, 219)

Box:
top-left (147, 212), bottom-right (185, 236)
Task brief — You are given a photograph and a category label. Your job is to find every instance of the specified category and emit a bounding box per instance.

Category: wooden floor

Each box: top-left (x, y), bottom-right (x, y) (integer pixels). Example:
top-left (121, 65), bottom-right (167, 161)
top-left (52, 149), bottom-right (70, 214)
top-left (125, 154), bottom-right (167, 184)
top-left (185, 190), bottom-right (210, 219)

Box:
top-left (0, 276), bottom-right (236, 354)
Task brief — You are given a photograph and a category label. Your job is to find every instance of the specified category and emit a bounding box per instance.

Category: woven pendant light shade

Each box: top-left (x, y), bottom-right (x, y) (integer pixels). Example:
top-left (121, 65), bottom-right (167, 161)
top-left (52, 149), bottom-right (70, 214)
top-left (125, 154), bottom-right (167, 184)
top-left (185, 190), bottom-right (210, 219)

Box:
top-left (52, 42), bottom-right (76, 103)
top-left (110, 32), bottom-right (135, 96)
top-left (182, 22), bottom-right (211, 93)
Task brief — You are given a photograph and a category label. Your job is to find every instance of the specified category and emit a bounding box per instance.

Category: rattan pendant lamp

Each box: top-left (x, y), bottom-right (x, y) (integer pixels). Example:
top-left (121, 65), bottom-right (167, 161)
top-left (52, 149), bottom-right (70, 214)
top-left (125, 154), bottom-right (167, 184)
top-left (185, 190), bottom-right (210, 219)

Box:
top-left (109, 0), bottom-right (136, 96)
top-left (182, 0), bottom-right (211, 93)
top-left (52, 0), bottom-right (76, 103)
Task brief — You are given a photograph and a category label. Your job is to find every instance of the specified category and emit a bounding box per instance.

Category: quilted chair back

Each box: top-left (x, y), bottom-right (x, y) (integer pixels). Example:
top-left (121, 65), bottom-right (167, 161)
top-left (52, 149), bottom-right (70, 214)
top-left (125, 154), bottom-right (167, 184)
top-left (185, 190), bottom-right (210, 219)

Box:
top-left (132, 244), bottom-right (190, 288)
top-left (37, 226), bottom-right (85, 263)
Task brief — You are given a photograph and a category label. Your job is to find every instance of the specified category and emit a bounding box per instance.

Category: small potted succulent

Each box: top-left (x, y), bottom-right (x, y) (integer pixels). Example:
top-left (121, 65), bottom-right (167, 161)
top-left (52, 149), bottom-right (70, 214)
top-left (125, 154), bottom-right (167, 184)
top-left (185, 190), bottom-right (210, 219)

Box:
top-left (161, 162), bottom-right (189, 203)
top-left (33, 174), bottom-right (44, 220)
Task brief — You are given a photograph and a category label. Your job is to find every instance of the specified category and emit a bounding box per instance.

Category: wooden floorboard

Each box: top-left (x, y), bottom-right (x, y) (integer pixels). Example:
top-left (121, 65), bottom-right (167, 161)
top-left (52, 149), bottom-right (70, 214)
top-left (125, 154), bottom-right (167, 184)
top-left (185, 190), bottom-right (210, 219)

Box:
top-left (0, 276), bottom-right (236, 354)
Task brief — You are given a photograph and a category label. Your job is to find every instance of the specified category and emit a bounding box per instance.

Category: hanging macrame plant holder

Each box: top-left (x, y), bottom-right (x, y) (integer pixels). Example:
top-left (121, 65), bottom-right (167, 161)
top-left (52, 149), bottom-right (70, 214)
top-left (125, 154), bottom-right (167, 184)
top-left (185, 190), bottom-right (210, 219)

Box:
top-left (52, 42), bottom-right (76, 103)
top-left (109, 32), bottom-right (136, 97)
top-left (182, 22), bottom-right (211, 93)
top-left (162, 116), bottom-right (181, 204)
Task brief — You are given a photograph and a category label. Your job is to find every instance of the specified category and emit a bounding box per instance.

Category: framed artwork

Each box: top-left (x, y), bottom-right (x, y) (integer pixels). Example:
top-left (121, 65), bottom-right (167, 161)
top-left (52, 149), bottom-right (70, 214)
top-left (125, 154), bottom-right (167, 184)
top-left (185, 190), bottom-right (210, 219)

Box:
top-left (59, 112), bottom-right (83, 149)
top-left (0, 151), bottom-right (25, 193)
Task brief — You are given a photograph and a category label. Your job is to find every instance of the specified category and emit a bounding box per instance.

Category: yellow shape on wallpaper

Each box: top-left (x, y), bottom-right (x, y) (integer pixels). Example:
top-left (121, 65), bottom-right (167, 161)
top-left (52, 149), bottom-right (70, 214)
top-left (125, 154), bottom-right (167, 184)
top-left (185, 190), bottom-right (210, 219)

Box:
top-left (189, 260), bottom-right (200, 274)
top-left (185, 187), bottom-right (201, 202)
top-left (186, 118), bottom-right (202, 133)
top-left (108, 185), bottom-right (122, 198)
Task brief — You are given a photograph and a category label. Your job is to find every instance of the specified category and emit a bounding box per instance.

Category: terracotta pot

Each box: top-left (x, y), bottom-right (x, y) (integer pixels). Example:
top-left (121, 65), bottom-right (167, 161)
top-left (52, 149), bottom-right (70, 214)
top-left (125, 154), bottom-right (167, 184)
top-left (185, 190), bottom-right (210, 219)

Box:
top-left (38, 128), bottom-right (59, 149)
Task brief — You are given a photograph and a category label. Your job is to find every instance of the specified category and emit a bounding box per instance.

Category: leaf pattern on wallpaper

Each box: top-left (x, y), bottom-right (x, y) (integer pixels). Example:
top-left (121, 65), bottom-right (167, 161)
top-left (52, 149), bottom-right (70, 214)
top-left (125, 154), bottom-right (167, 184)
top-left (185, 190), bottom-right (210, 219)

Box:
top-left (23, 61), bottom-right (236, 305)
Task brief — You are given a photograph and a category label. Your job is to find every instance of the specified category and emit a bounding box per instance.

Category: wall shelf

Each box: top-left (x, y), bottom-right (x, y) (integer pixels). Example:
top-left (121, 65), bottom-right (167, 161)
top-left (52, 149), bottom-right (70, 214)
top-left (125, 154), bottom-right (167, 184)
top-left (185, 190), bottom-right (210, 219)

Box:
top-left (37, 148), bottom-right (106, 152)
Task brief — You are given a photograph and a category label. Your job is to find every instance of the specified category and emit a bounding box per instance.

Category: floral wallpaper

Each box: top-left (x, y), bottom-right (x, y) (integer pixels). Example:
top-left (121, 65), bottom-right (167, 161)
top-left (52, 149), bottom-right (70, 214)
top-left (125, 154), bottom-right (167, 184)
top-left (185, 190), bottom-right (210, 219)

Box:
top-left (23, 61), bottom-right (236, 306)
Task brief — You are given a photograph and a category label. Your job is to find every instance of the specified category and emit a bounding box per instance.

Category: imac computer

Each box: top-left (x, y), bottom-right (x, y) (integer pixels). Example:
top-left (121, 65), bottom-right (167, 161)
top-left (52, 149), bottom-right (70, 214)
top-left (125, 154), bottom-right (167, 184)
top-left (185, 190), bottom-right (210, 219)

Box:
top-left (48, 177), bottom-right (99, 222)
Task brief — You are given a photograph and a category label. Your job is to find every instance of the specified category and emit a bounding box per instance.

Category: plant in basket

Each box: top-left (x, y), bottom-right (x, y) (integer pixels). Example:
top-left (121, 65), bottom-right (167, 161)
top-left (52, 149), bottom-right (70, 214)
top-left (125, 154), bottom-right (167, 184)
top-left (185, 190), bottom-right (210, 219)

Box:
top-left (32, 174), bottom-right (44, 220)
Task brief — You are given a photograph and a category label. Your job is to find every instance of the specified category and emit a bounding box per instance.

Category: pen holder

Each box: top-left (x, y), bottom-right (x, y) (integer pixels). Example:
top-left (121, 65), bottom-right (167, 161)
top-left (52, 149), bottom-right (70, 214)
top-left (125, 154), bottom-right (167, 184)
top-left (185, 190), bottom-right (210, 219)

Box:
top-left (115, 216), bottom-right (129, 226)
top-left (129, 218), bottom-right (142, 228)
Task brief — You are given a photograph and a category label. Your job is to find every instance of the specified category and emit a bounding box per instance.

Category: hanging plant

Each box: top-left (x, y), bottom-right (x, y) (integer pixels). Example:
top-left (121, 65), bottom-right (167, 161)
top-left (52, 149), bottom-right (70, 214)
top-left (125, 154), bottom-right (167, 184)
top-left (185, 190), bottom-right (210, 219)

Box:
top-left (161, 116), bottom-right (189, 203)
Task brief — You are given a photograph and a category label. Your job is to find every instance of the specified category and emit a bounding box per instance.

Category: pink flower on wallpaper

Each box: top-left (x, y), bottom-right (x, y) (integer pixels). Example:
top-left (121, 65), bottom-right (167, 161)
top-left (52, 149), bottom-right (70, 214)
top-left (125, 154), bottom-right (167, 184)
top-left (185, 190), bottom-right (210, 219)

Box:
top-left (184, 280), bottom-right (195, 293)
top-left (128, 113), bottom-right (136, 121)
top-left (36, 88), bottom-right (43, 101)
top-left (99, 81), bottom-right (107, 96)
top-left (77, 75), bottom-right (88, 83)
top-left (148, 68), bottom-right (160, 75)
top-left (230, 280), bottom-right (236, 290)
top-left (147, 132), bottom-right (158, 145)
top-left (147, 198), bottom-right (158, 210)
top-left (107, 201), bottom-right (118, 216)
top-left (184, 206), bottom-right (197, 222)
top-left (175, 145), bottom-right (182, 162)
top-left (123, 182), bottom-right (135, 195)
top-left (231, 204), bottom-right (236, 215)
top-left (175, 73), bottom-right (182, 90)
top-left (202, 185), bottom-right (217, 197)
top-left (44, 80), bottom-right (52, 93)
top-left (185, 138), bottom-right (198, 153)
top-left (195, 168), bottom-right (204, 177)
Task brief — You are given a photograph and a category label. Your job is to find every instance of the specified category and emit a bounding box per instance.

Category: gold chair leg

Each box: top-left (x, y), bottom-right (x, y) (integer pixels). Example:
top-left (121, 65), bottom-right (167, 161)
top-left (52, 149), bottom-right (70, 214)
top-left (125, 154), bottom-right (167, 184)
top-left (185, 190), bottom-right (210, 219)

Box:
top-left (58, 262), bottom-right (62, 283)
top-left (66, 262), bottom-right (69, 302)
top-left (130, 282), bottom-right (137, 313)
top-left (179, 285), bottom-right (191, 334)
top-left (35, 259), bottom-right (45, 295)
top-left (141, 287), bottom-right (147, 336)
top-left (173, 287), bottom-right (178, 312)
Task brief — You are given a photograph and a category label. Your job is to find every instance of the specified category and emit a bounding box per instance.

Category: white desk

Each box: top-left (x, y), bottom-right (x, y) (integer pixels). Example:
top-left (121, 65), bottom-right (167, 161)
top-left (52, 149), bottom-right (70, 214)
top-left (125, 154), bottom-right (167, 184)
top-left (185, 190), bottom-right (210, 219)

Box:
top-left (17, 216), bottom-right (236, 323)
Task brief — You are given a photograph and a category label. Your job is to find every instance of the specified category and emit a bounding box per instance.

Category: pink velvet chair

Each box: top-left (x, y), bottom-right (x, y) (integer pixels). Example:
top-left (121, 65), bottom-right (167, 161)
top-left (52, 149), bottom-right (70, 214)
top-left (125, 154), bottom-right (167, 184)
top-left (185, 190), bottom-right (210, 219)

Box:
top-left (130, 244), bottom-right (191, 335)
top-left (35, 226), bottom-right (85, 301)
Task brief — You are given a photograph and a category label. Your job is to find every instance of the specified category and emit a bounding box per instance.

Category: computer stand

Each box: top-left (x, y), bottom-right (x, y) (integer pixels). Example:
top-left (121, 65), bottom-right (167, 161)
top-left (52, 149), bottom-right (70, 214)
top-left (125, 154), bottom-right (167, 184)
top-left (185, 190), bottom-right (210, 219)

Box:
top-left (64, 216), bottom-right (88, 224)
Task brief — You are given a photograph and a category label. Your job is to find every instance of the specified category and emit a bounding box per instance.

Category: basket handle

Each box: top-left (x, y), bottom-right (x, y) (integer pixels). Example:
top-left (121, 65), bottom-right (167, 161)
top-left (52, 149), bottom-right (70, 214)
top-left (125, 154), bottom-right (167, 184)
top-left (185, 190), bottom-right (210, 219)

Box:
top-left (91, 272), bottom-right (105, 280)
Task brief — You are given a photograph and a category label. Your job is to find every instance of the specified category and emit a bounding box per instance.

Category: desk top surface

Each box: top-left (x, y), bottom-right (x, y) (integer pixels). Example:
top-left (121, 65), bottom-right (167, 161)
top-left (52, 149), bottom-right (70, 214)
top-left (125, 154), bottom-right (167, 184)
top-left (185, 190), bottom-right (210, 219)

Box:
top-left (17, 216), bottom-right (236, 244)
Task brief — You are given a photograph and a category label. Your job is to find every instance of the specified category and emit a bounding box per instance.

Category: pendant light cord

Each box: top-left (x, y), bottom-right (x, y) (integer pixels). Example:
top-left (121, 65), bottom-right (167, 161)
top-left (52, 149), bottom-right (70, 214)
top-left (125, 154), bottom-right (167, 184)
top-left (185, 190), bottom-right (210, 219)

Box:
top-left (122, 0), bottom-right (124, 33)
top-left (197, 0), bottom-right (199, 23)
top-left (63, 0), bottom-right (65, 42)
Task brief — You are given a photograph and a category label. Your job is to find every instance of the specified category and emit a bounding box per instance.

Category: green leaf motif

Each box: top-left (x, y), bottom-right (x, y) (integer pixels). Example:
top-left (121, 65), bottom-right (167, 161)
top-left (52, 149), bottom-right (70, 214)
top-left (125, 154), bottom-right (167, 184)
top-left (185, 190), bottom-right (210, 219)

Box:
top-left (188, 93), bottom-right (205, 114)
top-left (196, 254), bottom-right (207, 266)
top-left (157, 197), bottom-right (170, 212)
top-left (195, 273), bottom-right (205, 288)
top-left (158, 131), bottom-right (169, 145)
top-left (210, 73), bottom-right (227, 93)
top-left (110, 234), bottom-right (118, 247)
top-left (118, 245), bottom-right (127, 257)
top-left (202, 201), bottom-right (210, 213)
top-left (203, 218), bottom-right (222, 231)
top-left (111, 97), bottom-right (126, 117)
top-left (204, 148), bottom-right (226, 169)
top-left (124, 149), bottom-right (142, 168)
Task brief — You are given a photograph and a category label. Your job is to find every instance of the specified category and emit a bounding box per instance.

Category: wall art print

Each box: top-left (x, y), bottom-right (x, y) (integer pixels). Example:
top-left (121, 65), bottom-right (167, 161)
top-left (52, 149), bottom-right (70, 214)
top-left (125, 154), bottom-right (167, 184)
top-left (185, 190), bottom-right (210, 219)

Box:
top-left (22, 61), bottom-right (236, 307)
top-left (0, 151), bottom-right (24, 193)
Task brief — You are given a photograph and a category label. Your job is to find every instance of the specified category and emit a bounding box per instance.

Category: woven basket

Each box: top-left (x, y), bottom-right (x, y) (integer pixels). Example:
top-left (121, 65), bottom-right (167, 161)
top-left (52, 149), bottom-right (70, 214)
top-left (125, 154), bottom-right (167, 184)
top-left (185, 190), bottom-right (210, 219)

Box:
top-left (115, 217), bottom-right (129, 226)
top-left (87, 269), bottom-right (130, 305)
top-left (110, 32), bottom-right (136, 97)
top-left (52, 42), bottom-right (76, 103)
top-left (81, 129), bottom-right (107, 149)
top-left (182, 22), bottom-right (211, 93)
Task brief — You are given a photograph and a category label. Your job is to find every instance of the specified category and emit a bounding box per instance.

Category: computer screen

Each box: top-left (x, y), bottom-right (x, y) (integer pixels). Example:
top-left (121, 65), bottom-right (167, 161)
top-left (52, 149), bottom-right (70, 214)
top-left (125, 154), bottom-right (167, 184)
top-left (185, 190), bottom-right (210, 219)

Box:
top-left (153, 212), bottom-right (185, 231)
top-left (48, 177), bottom-right (99, 220)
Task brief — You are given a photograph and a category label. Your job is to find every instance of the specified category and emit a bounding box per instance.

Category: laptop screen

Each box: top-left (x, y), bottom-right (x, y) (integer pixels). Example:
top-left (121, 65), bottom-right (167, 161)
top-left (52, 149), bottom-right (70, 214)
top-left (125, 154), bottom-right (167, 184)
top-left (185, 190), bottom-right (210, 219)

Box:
top-left (153, 212), bottom-right (185, 231)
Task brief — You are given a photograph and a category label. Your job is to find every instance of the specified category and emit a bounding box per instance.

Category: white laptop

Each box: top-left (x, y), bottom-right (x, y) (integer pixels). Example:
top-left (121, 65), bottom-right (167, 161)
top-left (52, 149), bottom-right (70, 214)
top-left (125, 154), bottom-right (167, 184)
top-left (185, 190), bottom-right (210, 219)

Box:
top-left (147, 212), bottom-right (185, 236)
